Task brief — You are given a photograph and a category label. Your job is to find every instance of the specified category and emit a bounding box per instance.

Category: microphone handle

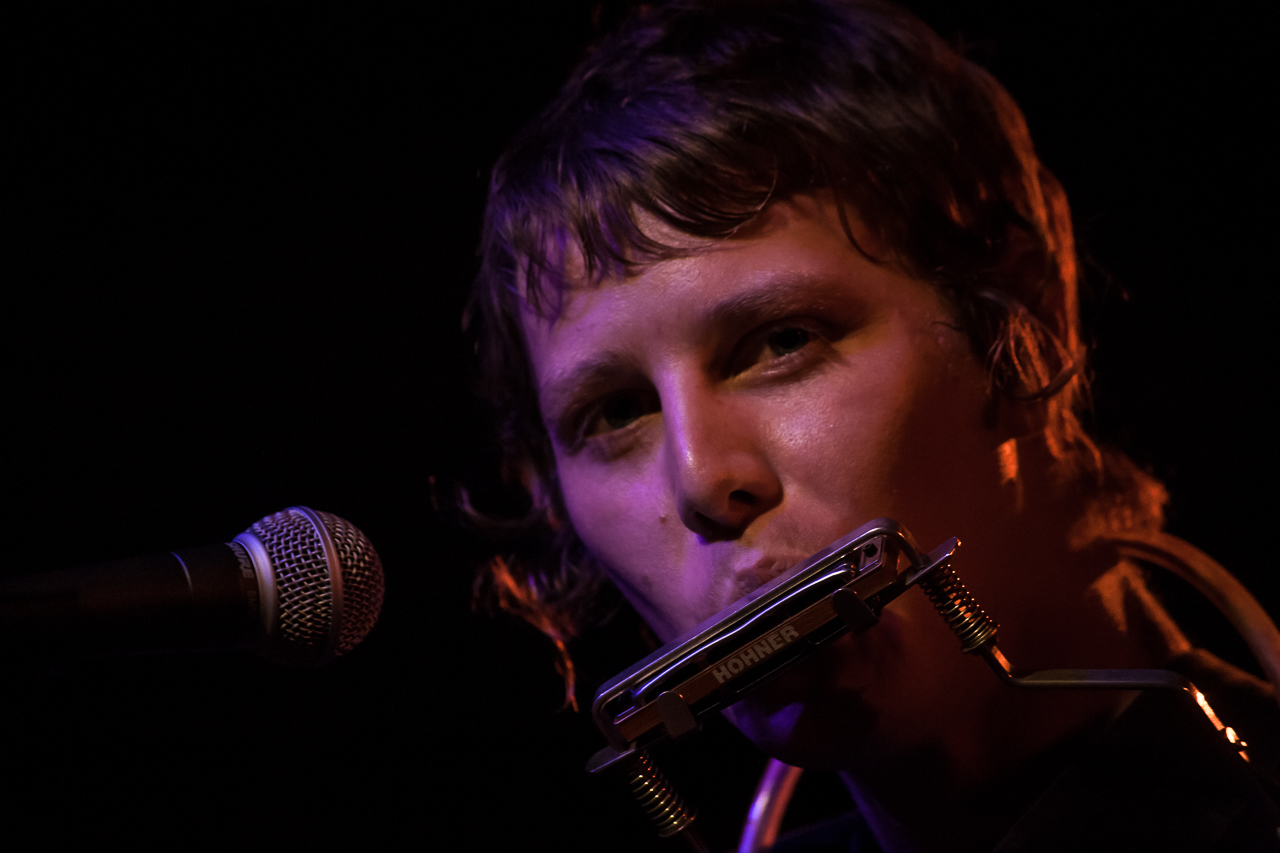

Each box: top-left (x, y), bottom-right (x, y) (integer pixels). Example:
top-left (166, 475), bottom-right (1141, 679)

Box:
top-left (0, 543), bottom-right (262, 656)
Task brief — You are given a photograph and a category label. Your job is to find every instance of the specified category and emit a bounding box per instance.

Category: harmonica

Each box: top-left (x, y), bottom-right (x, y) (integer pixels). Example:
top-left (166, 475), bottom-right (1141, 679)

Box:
top-left (589, 518), bottom-right (956, 769)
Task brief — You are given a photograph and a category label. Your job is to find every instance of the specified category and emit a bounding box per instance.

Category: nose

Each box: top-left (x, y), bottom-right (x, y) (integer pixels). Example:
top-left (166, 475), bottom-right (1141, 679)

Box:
top-left (663, 382), bottom-right (782, 540)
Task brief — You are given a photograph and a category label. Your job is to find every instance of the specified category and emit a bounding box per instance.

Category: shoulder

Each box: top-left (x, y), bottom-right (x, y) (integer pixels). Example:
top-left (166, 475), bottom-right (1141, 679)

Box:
top-left (997, 681), bottom-right (1279, 852)
top-left (1173, 648), bottom-right (1280, 794)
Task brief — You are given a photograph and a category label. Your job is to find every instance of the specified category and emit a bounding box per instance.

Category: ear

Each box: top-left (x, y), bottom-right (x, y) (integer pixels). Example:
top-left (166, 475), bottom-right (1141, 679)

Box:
top-left (984, 221), bottom-right (1081, 443)
top-left (992, 392), bottom-right (1045, 443)
top-left (997, 222), bottom-right (1073, 344)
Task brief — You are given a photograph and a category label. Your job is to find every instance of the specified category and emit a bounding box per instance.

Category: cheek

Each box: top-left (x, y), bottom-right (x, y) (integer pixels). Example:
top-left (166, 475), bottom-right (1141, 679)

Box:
top-left (555, 454), bottom-right (688, 629)
top-left (769, 335), bottom-right (996, 542)
top-left (878, 344), bottom-right (1005, 546)
top-left (556, 456), bottom-right (646, 562)
top-left (766, 366), bottom-right (918, 517)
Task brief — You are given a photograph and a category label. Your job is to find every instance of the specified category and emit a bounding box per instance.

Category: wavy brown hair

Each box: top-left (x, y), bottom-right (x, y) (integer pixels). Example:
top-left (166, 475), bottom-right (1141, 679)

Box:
top-left (465, 0), bottom-right (1165, 706)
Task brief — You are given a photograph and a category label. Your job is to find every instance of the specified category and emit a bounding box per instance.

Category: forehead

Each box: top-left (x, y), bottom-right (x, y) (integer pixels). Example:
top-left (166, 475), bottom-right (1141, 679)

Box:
top-left (524, 195), bottom-right (867, 325)
top-left (525, 199), bottom-right (816, 355)
top-left (519, 195), bottom-right (946, 412)
top-left (522, 193), bottom-right (877, 317)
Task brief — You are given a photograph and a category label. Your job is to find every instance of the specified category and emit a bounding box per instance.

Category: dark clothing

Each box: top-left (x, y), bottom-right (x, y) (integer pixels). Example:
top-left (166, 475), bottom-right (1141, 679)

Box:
top-left (772, 655), bottom-right (1280, 852)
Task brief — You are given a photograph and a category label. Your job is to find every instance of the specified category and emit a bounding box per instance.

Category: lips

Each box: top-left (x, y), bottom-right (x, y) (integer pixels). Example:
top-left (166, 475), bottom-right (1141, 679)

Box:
top-left (727, 553), bottom-right (809, 603)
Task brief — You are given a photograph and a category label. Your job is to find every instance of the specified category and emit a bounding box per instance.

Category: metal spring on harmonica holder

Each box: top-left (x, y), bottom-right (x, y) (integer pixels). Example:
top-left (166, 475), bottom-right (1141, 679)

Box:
top-left (625, 749), bottom-right (697, 839)
top-left (918, 562), bottom-right (998, 653)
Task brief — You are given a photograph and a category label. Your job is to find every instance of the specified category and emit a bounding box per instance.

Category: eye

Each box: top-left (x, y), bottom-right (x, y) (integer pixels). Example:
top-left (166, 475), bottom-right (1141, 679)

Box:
top-left (600, 395), bottom-right (644, 430)
top-left (766, 326), bottom-right (812, 356)
top-left (584, 388), bottom-right (660, 437)
top-left (726, 320), bottom-right (828, 379)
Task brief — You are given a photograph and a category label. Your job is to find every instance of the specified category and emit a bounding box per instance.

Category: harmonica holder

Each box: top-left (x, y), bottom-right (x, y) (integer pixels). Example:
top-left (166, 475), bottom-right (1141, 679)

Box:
top-left (585, 518), bottom-right (1224, 850)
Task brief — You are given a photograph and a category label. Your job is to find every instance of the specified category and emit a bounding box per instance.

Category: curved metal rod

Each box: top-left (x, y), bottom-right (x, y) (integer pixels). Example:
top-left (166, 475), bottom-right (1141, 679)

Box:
top-left (736, 531), bottom-right (1279, 850)
top-left (738, 759), bottom-right (804, 853)
top-left (1108, 531), bottom-right (1280, 710)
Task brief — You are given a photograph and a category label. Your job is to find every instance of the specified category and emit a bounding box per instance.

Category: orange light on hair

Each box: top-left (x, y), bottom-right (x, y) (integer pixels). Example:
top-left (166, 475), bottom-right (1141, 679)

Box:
top-left (488, 555), bottom-right (579, 711)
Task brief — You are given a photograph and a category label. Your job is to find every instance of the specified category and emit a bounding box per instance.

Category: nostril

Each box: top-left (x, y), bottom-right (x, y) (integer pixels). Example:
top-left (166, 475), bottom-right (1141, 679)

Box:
top-left (690, 509), bottom-right (736, 541)
top-left (729, 489), bottom-right (756, 505)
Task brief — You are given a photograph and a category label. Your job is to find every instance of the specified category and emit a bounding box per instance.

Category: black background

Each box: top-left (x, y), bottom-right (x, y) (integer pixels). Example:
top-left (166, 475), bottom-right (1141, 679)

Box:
top-left (5, 2), bottom-right (1273, 849)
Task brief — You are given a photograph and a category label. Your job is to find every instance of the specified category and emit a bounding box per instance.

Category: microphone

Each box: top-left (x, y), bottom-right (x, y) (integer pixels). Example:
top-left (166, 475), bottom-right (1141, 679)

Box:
top-left (0, 507), bottom-right (384, 666)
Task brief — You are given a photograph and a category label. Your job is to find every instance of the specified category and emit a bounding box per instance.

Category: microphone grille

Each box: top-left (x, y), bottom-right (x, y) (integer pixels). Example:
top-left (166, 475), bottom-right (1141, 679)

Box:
top-left (246, 507), bottom-right (385, 665)
top-left (313, 509), bottom-right (384, 654)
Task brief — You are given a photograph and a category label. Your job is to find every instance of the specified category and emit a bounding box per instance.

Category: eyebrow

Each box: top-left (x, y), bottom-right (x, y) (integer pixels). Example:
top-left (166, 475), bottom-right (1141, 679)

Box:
top-left (538, 350), bottom-right (639, 439)
top-left (536, 272), bottom-right (852, 433)
top-left (702, 273), bottom-right (842, 330)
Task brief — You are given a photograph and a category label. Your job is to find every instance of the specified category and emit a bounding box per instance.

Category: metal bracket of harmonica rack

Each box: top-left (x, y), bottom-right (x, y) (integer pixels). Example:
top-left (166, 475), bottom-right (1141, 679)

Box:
top-left (591, 529), bottom-right (1211, 851)
top-left (905, 539), bottom-right (1194, 693)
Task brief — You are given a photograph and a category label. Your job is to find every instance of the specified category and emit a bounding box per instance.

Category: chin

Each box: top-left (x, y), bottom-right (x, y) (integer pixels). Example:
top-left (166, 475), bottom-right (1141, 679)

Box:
top-left (721, 637), bottom-right (880, 770)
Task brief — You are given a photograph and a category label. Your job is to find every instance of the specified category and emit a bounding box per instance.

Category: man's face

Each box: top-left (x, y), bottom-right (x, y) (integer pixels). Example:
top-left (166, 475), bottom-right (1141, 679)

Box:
top-left (522, 195), bottom-right (1019, 764)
